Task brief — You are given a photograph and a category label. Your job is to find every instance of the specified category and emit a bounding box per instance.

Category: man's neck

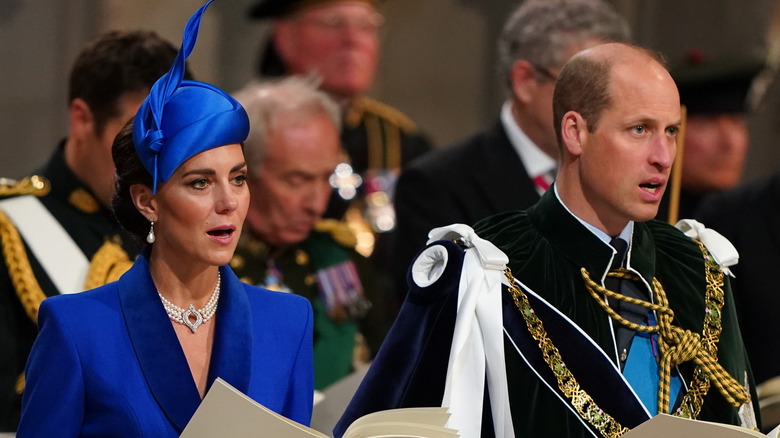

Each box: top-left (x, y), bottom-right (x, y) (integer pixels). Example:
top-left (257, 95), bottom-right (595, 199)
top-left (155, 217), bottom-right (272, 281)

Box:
top-left (554, 183), bottom-right (632, 244)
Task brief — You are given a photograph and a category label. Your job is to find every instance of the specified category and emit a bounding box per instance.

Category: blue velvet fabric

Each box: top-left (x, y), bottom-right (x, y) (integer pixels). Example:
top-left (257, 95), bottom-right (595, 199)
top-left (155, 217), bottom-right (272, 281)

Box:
top-left (333, 240), bottom-right (463, 438)
top-left (18, 252), bottom-right (314, 437)
top-left (132, 0), bottom-right (249, 192)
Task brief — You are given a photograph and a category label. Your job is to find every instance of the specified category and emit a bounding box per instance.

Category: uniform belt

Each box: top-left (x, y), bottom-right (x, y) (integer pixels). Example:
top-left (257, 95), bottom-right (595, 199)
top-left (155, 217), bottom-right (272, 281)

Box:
top-left (0, 195), bottom-right (89, 294)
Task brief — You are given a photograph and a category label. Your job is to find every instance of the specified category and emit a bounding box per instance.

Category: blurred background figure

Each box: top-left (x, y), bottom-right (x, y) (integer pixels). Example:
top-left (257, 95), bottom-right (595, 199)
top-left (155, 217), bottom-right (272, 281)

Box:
top-left (693, 4), bottom-right (780, 432)
top-left (0, 30), bottom-right (183, 432)
top-left (19, 0), bottom-right (315, 431)
top-left (658, 51), bottom-right (763, 221)
top-left (389, 0), bottom-right (630, 303)
top-left (231, 77), bottom-right (391, 392)
top-left (246, 0), bottom-right (433, 265)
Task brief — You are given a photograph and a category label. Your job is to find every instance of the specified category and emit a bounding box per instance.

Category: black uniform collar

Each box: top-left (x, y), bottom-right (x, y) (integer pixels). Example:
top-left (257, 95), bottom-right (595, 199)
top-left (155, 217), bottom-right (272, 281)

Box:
top-left (37, 140), bottom-right (107, 216)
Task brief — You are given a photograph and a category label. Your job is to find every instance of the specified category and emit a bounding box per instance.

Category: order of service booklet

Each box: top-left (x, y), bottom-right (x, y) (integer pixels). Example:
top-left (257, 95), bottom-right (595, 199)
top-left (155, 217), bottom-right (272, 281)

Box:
top-left (180, 378), bottom-right (459, 438)
top-left (624, 413), bottom-right (780, 438)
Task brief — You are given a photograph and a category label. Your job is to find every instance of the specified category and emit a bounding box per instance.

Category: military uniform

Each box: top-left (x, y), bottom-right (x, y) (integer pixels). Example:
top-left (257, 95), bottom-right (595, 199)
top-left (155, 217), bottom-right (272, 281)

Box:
top-left (251, 13), bottom-right (434, 257)
top-left (230, 219), bottom-right (391, 390)
top-left (0, 143), bottom-right (139, 431)
top-left (306, 96), bottom-right (433, 262)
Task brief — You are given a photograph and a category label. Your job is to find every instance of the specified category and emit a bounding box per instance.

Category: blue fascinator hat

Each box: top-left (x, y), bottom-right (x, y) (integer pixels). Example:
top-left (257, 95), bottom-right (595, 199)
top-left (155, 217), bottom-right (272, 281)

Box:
top-left (133, 0), bottom-right (250, 193)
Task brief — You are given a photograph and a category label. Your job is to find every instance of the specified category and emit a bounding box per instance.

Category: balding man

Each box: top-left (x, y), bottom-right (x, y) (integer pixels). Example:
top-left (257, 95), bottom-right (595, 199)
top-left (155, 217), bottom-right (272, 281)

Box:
top-left (336, 43), bottom-right (758, 437)
top-left (231, 77), bottom-right (390, 391)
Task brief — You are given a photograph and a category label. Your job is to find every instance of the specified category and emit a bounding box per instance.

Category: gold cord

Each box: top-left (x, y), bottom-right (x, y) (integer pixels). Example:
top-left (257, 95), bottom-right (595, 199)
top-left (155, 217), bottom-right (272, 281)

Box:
top-left (0, 209), bottom-right (47, 323)
top-left (84, 240), bottom-right (132, 290)
top-left (581, 241), bottom-right (749, 415)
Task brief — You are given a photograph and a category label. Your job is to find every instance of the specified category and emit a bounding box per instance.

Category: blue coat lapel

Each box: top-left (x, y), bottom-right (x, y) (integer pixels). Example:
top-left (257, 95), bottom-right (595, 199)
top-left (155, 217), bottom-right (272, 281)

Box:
top-left (118, 251), bottom-right (201, 433)
top-left (207, 266), bottom-right (252, 393)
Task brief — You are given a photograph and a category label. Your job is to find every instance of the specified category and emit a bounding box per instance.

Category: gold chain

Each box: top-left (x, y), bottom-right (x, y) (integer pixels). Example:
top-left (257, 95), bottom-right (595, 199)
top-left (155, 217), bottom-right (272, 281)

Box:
top-left (505, 268), bottom-right (630, 438)
top-left (505, 239), bottom-right (748, 436)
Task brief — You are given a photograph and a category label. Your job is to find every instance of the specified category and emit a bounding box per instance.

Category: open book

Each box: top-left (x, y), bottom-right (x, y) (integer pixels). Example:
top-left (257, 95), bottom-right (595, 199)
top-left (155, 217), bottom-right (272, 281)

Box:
top-left (624, 414), bottom-right (780, 438)
top-left (181, 378), bottom-right (459, 438)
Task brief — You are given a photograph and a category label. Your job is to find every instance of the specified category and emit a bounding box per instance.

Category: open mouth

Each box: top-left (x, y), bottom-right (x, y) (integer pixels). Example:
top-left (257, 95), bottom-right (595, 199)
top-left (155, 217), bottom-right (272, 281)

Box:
top-left (639, 182), bottom-right (663, 194)
top-left (207, 228), bottom-right (234, 238)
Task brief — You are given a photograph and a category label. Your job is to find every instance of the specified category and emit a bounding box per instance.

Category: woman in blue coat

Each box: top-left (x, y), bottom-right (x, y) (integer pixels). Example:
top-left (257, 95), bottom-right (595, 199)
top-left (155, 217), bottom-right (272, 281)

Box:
top-left (18, 1), bottom-right (314, 436)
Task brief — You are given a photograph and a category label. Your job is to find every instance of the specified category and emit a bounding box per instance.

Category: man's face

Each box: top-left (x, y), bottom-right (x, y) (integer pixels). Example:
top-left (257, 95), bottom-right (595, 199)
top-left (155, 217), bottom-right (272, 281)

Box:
top-left (681, 113), bottom-right (748, 192)
top-left (75, 92), bottom-right (145, 207)
top-left (246, 112), bottom-right (341, 247)
top-left (577, 61), bottom-right (681, 233)
top-left (274, 2), bottom-right (381, 100)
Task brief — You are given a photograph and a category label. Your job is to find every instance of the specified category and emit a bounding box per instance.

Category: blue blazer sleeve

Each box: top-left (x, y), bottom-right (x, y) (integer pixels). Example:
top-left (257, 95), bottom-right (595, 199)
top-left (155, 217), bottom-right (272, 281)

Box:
top-left (18, 298), bottom-right (85, 437)
top-left (281, 295), bottom-right (314, 426)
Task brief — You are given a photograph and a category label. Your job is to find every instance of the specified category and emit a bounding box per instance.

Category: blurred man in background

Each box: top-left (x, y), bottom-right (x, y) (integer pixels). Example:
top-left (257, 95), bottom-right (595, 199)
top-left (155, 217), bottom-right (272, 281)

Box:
top-left (0, 30), bottom-right (182, 431)
top-left (390, 0), bottom-right (630, 303)
top-left (247, 0), bottom-right (432, 265)
top-left (232, 77), bottom-right (391, 391)
top-left (658, 52), bottom-right (762, 221)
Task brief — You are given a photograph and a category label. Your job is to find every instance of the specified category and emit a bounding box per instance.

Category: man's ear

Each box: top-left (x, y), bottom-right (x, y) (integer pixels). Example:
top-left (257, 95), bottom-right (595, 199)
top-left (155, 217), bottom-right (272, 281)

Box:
top-left (509, 60), bottom-right (538, 104)
top-left (560, 111), bottom-right (588, 157)
top-left (68, 98), bottom-right (95, 141)
top-left (130, 184), bottom-right (157, 220)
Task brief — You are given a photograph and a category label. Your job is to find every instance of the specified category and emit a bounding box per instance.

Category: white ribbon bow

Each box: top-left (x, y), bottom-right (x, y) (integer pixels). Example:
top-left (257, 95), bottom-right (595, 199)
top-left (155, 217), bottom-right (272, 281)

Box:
top-left (675, 219), bottom-right (739, 277)
top-left (412, 224), bottom-right (514, 437)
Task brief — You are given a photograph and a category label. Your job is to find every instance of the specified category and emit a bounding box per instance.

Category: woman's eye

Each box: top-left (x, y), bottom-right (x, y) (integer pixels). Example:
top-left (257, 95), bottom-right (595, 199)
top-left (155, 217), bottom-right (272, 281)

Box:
top-left (233, 174), bottom-right (247, 185)
top-left (190, 178), bottom-right (208, 189)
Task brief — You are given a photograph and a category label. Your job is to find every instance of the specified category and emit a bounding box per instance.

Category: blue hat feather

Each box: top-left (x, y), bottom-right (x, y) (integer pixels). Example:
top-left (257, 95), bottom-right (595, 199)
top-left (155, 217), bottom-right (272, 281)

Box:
top-left (133, 0), bottom-right (249, 193)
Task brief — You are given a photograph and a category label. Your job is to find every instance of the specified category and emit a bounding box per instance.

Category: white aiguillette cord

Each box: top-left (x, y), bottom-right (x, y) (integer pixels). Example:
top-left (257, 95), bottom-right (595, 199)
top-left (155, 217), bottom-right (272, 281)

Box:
top-left (421, 224), bottom-right (515, 438)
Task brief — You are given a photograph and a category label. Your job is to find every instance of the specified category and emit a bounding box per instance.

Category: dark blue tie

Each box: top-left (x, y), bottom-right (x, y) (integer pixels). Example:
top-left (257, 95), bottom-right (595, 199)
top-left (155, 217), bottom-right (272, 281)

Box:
top-left (606, 237), bottom-right (648, 366)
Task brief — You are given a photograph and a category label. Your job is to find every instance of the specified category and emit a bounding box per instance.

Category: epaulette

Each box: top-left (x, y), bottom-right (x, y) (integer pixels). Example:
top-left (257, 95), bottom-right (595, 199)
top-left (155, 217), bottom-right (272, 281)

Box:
top-left (84, 240), bottom-right (133, 290)
top-left (347, 96), bottom-right (419, 133)
top-left (0, 176), bottom-right (50, 198)
top-left (314, 219), bottom-right (358, 249)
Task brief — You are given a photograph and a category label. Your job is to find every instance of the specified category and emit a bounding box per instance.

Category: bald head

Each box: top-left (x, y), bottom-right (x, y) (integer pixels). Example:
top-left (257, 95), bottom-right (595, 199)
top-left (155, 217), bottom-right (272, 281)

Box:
top-left (553, 42), bottom-right (681, 235)
top-left (553, 43), bottom-right (672, 148)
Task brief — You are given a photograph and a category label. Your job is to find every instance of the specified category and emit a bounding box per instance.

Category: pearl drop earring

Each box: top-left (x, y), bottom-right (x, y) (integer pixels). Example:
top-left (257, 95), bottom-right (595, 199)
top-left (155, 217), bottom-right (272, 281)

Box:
top-left (146, 218), bottom-right (156, 244)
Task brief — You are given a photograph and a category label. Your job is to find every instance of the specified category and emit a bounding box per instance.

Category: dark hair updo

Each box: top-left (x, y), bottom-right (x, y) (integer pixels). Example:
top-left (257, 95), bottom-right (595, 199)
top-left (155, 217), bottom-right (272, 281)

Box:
top-left (111, 119), bottom-right (154, 243)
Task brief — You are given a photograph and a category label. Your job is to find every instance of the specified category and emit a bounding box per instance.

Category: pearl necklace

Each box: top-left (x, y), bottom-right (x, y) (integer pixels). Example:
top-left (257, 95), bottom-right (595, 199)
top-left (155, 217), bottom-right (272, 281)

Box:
top-left (158, 272), bottom-right (221, 333)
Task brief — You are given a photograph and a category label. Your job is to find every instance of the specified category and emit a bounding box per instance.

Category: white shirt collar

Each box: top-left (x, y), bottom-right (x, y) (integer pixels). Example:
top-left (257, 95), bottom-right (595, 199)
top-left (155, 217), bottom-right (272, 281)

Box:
top-left (500, 100), bottom-right (557, 179)
top-left (553, 184), bottom-right (634, 246)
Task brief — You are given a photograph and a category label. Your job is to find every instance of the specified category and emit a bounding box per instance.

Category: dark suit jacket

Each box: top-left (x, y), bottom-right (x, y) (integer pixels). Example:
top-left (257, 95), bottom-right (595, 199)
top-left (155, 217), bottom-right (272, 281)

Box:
top-left (18, 251), bottom-right (314, 437)
top-left (390, 120), bottom-right (541, 300)
top-left (695, 172), bottom-right (780, 385)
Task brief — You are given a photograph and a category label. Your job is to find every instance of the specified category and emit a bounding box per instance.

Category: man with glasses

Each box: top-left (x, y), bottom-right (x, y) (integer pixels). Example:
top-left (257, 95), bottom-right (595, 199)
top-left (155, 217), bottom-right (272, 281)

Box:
top-left (389, 0), bottom-right (631, 302)
top-left (248, 0), bottom-right (432, 266)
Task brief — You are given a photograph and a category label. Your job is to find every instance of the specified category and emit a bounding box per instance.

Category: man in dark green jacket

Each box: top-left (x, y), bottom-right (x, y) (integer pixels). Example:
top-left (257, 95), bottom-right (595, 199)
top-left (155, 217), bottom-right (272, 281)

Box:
top-left (336, 42), bottom-right (758, 437)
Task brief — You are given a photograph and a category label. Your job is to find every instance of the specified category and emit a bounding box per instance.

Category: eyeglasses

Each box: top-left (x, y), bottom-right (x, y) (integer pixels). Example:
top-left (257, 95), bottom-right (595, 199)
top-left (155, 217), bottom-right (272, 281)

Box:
top-left (531, 63), bottom-right (558, 83)
top-left (295, 12), bottom-right (385, 35)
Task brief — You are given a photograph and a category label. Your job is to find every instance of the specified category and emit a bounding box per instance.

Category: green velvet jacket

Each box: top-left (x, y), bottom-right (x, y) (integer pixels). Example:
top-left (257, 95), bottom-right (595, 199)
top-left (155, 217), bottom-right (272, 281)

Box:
top-left (475, 189), bottom-right (759, 436)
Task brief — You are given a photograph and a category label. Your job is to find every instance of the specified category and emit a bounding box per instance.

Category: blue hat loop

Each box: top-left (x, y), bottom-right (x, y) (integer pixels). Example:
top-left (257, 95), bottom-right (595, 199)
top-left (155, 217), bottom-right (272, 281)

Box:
top-left (133, 0), bottom-right (250, 193)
